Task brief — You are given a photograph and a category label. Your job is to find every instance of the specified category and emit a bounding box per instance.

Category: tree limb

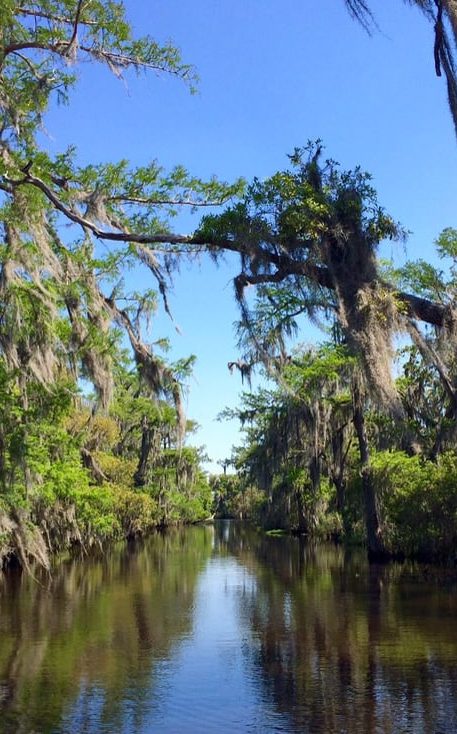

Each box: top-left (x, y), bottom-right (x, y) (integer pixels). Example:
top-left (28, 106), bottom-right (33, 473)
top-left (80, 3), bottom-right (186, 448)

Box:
top-left (3, 170), bottom-right (449, 330)
top-left (16, 7), bottom-right (97, 26)
top-left (66, 0), bottom-right (85, 56)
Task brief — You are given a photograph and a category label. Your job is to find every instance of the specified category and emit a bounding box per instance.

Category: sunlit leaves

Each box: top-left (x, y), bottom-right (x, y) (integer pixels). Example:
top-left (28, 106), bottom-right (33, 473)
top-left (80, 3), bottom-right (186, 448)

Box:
top-left (0, 1), bottom-right (218, 566)
top-left (398, 260), bottom-right (447, 302)
top-left (436, 227), bottom-right (457, 259)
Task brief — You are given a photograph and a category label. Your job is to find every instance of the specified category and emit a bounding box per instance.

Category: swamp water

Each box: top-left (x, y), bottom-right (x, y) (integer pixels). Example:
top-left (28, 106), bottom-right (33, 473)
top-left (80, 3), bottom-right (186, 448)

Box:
top-left (0, 521), bottom-right (457, 733)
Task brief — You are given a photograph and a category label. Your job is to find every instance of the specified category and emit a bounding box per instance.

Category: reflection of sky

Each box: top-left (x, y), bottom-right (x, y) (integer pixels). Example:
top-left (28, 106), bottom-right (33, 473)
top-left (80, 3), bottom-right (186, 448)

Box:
top-left (5, 529), bottom-right (457, 733)
top-left (142, 557), bottom-right (290, 733)
top-left (60, 554), bottom-right (291, 734)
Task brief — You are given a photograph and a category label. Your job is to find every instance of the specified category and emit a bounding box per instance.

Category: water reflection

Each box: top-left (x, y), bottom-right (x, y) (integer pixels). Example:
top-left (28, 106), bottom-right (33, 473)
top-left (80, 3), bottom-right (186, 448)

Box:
top-left (216, 524), bottom-right (457, 733)
top-left (0, 522), bottom-right (457, 733)
top-left (0, 528), bottom-right (212, 734)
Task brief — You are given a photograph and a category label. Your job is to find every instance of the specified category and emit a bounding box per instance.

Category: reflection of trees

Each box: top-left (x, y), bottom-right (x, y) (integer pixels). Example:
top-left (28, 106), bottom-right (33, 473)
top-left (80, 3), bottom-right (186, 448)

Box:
top-left (1, 521), bottom-right (457, 734)
top-left (0, 526), bottom-right (212, 734)
top-left (220, 523), bottom-right (457, 733)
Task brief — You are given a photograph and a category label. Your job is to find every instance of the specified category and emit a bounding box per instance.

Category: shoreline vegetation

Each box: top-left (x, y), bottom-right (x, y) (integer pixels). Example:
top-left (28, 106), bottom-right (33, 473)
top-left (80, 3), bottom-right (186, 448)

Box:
top-left (0, 404), bottom-right (214, 572)
top-left (212, 447), bottom-right (457, 566)
top-left (2, 2), bottom-right (457, 571)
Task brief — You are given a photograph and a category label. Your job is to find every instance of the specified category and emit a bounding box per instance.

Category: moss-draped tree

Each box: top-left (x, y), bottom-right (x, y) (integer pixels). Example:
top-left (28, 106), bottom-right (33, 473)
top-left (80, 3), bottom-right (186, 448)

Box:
top-left (0, 0), bottom-right (236, 567)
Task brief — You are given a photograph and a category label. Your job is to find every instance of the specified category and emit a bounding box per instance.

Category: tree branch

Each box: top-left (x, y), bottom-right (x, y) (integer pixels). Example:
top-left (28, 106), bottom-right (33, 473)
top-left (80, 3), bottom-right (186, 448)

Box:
top-left (108, 195), bottom-right (235, 207)
top-left (4, 170), bottom-right (449, 330)
top-left (16, 7), bottom-right (97, 26)
top-left (78, 45), bottom-right (192, 78)
top-left (2, 40), bottom-right (189, 79)
top-left (66, 0), bottom-right (85, 54)
top-left (3, 41), bottom-right (67, 58)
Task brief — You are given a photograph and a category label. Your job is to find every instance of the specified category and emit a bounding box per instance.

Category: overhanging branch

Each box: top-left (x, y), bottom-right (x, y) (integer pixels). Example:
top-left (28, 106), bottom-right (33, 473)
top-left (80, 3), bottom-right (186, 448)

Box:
top-left (4, 170), bottom-right (449, 330)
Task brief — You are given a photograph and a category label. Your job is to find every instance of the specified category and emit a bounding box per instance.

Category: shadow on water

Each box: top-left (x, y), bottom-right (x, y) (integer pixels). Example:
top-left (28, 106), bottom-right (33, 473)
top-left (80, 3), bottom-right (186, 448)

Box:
top-left (0, 521), bottom-right (456, 733)
top-left (215, 521), bottom-right (457, 733)
top-left (0, 526), bottom-right (213, 734)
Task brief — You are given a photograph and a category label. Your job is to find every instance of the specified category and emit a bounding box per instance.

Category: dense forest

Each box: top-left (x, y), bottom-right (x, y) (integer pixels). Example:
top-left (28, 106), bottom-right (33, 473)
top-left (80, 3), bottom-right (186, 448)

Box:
top-left (1, 0), bottom-right (457, 568)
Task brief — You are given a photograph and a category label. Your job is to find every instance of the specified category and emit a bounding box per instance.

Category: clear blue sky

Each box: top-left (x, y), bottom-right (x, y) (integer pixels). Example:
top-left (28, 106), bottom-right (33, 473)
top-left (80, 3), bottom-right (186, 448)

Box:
top-left (43, 0), bottom-right (457, 471)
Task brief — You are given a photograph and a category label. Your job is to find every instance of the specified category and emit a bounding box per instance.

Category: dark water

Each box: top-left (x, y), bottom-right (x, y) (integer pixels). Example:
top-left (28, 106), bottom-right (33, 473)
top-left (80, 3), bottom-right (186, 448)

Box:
top-left (1, 523), bottom-right (457, 733)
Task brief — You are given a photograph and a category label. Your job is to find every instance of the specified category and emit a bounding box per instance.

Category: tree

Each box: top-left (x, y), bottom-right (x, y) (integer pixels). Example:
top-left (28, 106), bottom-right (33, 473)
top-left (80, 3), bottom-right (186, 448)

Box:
top-left (395, 229), bottom-right (457, 455)
top-left (199, 147), bottom-right (457, 557)
top-left (0, 1), bottom-right (239, 566)
top-left (0, 0), bottom-right (241, 404)
top-left (1, 4), bottom-right (449, 383)
top-left (224, 343), bottom-right (355, 536)
top-left (3, 2), bottom-right (457, 564)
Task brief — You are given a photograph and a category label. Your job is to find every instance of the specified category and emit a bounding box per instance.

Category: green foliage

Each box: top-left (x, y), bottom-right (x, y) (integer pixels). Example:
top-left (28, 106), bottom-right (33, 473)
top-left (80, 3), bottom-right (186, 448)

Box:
top-left (2, 2), bottom-right (457, 569)
top-left (95, 452), bottom-right (136, 487)
top-left (113, 488), bottom-right (158, 537)
top-left (371, 450), bottom-right (457, 560)
top-left (0, 2), bottom-right (224, 569)
top-left (284, 343), bottom-right (355, 397)
top-left (398, 227), bottom-right (457, 304)
top-left (211, 473), bottom-right (263, 520)
top-left (1, 0), bottom-right (197, 151)
top-left (198, 143), bottom-right (404, 253)
top-left (436, 227), bottom-right (457, 260)
top-left (397, 260), bottom-right (446, 302)
top-left (340, 448), bottom-right (457, 559)
top-left (225, 341), bottom-right (355, 536)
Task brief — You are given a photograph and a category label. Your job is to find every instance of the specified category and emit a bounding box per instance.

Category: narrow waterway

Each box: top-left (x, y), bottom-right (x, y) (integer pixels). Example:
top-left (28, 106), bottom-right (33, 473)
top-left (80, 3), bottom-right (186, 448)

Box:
top-left (1, 521), bottom-right (457, 733)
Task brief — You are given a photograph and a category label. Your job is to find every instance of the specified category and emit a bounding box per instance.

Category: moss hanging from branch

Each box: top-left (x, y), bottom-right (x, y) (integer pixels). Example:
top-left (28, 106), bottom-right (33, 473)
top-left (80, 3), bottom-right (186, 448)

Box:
top-left (205, 146), bottom-right (407, 417)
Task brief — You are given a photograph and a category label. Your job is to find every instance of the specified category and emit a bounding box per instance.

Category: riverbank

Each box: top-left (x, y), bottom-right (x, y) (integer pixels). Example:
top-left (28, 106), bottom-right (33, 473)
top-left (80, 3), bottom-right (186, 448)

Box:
top-left (0, 478), bottom-right (212, 572)
top-left (213, 449), bottom-right (457, 565)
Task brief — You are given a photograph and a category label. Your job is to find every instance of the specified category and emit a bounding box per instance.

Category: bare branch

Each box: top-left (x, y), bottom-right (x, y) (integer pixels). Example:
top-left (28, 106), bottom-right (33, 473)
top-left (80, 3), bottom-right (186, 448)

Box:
top-left (66, 0), bottom-right (85, 57)
top-left (109, 195), bottom-right (235, 207)
top-left (16, 7), bottom-right (97, 26)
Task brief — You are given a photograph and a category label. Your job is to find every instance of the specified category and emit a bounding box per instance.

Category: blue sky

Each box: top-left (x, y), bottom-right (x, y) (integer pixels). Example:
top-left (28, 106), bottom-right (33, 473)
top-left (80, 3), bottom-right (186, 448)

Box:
top-left (44, 0), bottom-right (457, 471)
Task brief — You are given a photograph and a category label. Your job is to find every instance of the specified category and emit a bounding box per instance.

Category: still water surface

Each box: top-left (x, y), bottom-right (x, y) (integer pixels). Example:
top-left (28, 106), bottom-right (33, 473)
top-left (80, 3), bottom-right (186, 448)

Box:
top-left (0, 522), bottom-right (457, 733)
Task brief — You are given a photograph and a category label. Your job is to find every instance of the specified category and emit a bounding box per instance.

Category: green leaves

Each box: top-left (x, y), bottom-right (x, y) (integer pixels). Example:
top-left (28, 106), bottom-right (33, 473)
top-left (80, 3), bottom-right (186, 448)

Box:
top-left (436, 227), bottom-right (457, 259)
top-left (283, 343), bottom-right (355, 397)
top-left (398, 259), bottom-right (446, 302)
top-left (397, 227), bottom-right (457, 303)
top-left (0, 2), bottom-right (225, 567)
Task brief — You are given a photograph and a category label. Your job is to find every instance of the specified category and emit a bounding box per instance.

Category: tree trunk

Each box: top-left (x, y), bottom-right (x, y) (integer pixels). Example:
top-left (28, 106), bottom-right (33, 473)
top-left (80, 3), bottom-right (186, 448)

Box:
top-left (81, 448), bottom-right (107, 485)
top-left (134, 418), bottom-right (153, 487)
top-left (309, 455), bottom-right (321, 496)
top-left (334, 473), bottom-right (346, 514)
top-left (331, 429), bottom-right (347, 513)
top-left (352, 387), bottom-right (389, 561)
top-left (308, 454), bottom-right (321, 530)
top-left (295, 490), bottom-right (308, 535)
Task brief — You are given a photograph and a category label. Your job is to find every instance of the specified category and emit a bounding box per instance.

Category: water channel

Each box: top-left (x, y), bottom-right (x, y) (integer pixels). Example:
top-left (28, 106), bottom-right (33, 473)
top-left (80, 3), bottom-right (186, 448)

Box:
top-left (0, 521), bottom-right (456, 733)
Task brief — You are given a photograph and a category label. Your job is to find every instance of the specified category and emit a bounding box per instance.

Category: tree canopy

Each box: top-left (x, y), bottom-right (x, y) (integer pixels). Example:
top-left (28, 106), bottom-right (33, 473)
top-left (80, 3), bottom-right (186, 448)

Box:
top-left (0, 0), bottom-right (231, 568)
top-left (1, 0), bottom-right (457, 564)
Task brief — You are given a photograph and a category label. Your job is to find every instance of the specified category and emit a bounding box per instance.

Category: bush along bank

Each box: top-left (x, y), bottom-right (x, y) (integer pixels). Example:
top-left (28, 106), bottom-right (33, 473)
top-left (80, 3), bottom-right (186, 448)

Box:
top-left (0, 378), bottom-right (212, 571)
